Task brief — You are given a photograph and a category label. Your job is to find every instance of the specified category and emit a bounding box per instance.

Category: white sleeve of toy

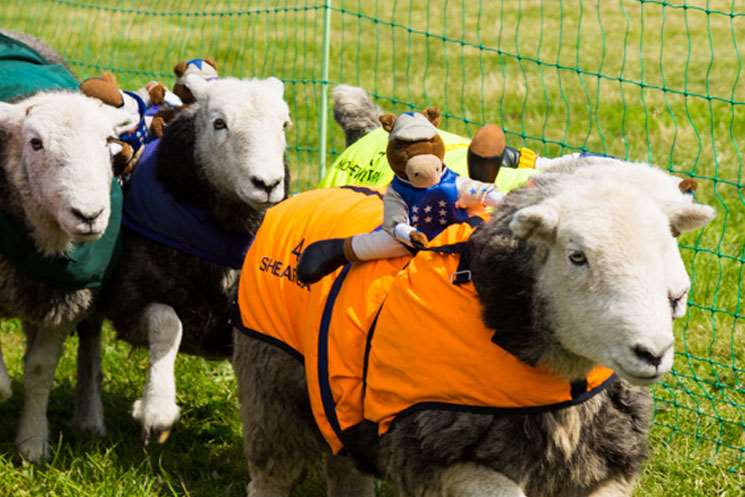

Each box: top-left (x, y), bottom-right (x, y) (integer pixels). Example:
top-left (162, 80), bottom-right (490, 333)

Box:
top-left (456, 177), bottom-right (505, 208)
top-left (351, 230), bottom-right (411, 260)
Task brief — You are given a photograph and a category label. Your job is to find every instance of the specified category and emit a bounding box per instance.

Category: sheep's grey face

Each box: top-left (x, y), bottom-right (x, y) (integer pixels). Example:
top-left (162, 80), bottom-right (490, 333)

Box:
top-left (510, 182), bottom-right (714, 386)
top-left (192, 77), bottom-right (290, 209)
top-left (13, 94), bottom-right (126, 241)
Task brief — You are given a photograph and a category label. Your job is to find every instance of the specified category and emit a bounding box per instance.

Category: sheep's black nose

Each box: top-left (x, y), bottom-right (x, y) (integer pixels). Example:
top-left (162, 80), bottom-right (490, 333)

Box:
top-left (251, 176), bottom-right (282, 195)
top-left (71, 207), bottom-right (104, 224)
top-left (632, 345), bottom-right (663, 368)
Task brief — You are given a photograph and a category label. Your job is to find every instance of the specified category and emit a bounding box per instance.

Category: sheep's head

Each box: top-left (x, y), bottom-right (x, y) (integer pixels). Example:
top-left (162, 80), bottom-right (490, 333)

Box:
top-left (509, 178), bottom-right (714, 386)
top-left (0, 92), bottom-right (130, 253)
top-left (187, 76), bottom-right (289, 209)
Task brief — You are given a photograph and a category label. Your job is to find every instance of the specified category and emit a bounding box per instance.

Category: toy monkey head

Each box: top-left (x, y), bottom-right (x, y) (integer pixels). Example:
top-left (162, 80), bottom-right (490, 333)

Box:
top-left (380, 108), bottom-right (445, 188)
top-left (173, 57), bottom-right (218, 104)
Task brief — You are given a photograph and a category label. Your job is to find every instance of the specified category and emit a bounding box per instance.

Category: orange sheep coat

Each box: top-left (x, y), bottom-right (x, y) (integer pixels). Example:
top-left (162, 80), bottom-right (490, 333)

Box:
top-left (236, 186), bottom-right (616, 454)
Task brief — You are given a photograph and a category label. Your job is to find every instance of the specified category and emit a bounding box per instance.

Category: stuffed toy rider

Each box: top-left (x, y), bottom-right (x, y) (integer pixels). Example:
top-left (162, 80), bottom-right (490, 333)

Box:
top-left (298, 108), bottom-right (505, 284)
top-left (172, 57), bottom-right (218, 104)
top-left (80, 72), bottom-right (183, 175)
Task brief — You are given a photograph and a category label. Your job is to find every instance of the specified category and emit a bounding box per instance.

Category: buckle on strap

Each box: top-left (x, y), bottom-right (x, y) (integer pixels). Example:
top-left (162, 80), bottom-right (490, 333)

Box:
top-left (450, 269), bottom-right (472, 285)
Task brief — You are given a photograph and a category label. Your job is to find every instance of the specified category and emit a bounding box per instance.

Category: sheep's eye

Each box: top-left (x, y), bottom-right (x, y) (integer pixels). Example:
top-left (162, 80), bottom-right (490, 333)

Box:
top-left (30, 138), bottom-right (43, 151)
top-left (283, 121), bottom-right (289, 130)
top-left (568, 250), bottom-right (588, 266)
top-left (213, 118), bottom-right (227, 130)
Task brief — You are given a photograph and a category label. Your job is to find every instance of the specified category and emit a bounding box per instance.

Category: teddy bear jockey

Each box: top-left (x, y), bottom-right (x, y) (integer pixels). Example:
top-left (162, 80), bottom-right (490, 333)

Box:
top-left (297, 108), bottom-right (507, 284)
top-left (172, 57), bottom-right (218, 104)
top-left (80, 72), bottom-right (183, 174)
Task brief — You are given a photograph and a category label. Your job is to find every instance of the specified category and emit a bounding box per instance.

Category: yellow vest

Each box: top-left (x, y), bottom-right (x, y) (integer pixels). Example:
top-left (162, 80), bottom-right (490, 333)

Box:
top-left (236, 188), bottom-right (616, 456)
top-left (318, 128), bottom-right (536, 193)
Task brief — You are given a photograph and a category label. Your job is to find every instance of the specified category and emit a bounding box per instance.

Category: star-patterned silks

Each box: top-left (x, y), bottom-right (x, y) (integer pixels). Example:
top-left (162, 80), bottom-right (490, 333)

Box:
top-left (412, 202), bottom-right (455, 227)
top-left (392, 168), bottom-right (469, 240)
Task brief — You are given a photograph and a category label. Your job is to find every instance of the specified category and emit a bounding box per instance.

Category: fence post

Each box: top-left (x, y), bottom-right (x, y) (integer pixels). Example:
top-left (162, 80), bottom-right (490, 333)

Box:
top-left (319, 0), bottom-right (333, 179)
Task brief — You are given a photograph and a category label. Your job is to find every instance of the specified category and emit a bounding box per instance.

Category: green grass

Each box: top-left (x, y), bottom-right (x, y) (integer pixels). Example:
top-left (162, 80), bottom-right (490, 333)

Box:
top-left (0, 0), bottom-right (743, 495)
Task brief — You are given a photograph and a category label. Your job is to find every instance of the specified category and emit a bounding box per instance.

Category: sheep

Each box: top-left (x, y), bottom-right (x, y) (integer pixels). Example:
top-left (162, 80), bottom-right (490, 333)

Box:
top-left (0, 29), bottom-right (68, 68)
top-left (231, 160), bottom-right (715, 497)
top-left (0, 91), bottom-right (130, 462)
top-left (332, 84), bottom-right (382, 147)
top-left (98, 75), bottom-right (291, 443)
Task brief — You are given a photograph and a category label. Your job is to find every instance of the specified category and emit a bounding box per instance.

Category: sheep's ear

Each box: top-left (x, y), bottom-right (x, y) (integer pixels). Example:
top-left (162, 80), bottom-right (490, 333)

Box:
top-left (0, 101), bottom-right (24, 126)
top-left (184, 74), bottom-right (209, 101)
top-left (379, 113), bottom-right (396, 132)
top-left (666, 203), bottom-right (715, 235)
top-left (265, 77), bottom-right (284, 98)
top-left (510, 203), bottom-right (559, 243)
top-left (100, 104), bottom-right (137, 135)
top-left (422, 107), bottom-right (441, 128)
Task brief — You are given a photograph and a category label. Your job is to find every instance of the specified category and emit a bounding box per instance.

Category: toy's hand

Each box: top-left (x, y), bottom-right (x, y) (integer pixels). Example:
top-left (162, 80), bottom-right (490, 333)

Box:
top-left (150, 116), bottom-right (166, 138)
top-left (410, 230), bottom-right (429, 249)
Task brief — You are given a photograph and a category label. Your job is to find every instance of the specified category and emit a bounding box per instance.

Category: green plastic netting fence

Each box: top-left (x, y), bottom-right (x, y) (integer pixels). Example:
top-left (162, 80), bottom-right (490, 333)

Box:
top-left (1, 0), bottom-right (743, 477)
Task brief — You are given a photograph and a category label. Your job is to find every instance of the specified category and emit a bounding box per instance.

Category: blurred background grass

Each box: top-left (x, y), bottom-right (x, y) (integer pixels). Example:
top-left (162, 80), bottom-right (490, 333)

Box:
top-left (0, 1), bottom-right (743, 495)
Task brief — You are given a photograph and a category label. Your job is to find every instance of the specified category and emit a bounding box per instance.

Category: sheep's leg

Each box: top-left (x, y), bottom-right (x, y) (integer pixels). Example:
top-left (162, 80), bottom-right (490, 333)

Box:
top-left (437, 463), bottom-right (526, 497)
top-left (0, 341), bottom-right (12, 401)
top-left (233, 332), bottom-right (310, 497)
top-left (132, 303), bottom-right (182, 444)
top-left (245, 461), bottom-right (301, 497)
top-left (71, 315), bottom-right (106, 436)
top-left (324, 453), bottom-right (375, 497)
top-left (16, 321), bottom-right (67, 462)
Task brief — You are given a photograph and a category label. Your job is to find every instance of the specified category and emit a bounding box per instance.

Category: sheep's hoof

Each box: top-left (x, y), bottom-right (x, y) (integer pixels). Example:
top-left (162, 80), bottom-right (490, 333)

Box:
top-left (71, 416), bottom-right (107, 437)
top-left (142, 427), bottom-right (171, 446)
top-left (0, 384), bottom-right (11, 402)
top-left (132, 397), bottom-right (180, 445)
top-left (157, 430), bottom-right (171, 444)
top-left (16, 436), bottom-right (49, 463)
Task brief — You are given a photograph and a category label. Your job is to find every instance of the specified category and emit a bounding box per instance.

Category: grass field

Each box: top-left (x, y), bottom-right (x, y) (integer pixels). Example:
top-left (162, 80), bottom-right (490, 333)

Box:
top-left (0, 1), bottom-right (743, 496)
